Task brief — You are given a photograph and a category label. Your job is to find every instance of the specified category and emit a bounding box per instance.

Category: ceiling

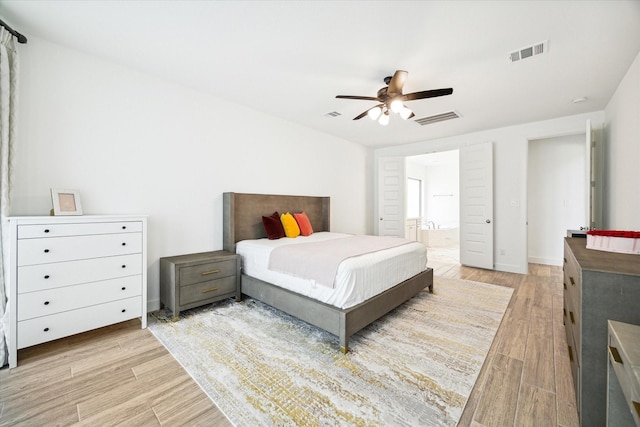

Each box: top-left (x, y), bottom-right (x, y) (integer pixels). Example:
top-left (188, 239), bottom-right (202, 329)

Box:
top-left (1, 1), bottom-right (639, 148)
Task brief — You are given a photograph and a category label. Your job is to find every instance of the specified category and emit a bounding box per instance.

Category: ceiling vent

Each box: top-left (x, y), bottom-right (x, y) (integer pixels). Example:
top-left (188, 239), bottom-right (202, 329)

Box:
top-left (325, 111), bottom-right (341, 117)
top-left (414, 111), bottom-right (460, 126)
top-left (509, 40), bottom-right (548, 62)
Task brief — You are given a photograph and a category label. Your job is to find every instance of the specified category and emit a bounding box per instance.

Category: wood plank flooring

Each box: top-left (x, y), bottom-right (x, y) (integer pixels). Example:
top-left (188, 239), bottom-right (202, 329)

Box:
top-left (0, 254), bottom-right (578, 426)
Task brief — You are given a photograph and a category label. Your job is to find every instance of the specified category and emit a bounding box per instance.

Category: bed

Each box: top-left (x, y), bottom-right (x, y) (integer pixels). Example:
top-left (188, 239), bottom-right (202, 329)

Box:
top-left (222, 192), bottom-right (433, 353)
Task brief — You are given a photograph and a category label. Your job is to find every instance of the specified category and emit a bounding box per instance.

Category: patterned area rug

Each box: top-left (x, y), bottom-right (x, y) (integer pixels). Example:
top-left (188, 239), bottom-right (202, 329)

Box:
top-left (148, 277), bottom-right (513, 426)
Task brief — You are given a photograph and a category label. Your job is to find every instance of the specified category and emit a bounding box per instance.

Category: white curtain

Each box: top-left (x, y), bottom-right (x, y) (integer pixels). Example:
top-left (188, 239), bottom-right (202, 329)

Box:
top-left (0, 27), bottom-right (19, 367)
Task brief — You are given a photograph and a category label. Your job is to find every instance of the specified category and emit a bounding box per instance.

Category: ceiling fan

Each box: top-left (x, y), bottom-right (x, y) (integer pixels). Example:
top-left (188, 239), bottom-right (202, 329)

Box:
top-left (336, 70), bottom-right (453, 125)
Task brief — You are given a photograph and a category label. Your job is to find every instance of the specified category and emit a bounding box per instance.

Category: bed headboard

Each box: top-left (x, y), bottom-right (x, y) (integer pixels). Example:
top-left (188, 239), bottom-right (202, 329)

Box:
top-left (223, 192), bottom-right (330, 252)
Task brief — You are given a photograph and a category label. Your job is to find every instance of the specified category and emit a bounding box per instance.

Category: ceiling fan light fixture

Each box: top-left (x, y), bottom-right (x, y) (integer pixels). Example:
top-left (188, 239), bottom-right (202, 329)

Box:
top-left (399, 106), bottom-right (412, 120)
top-left (335, 70), bottom-right (454, 124)
top-left (390, 99), bottom-right (404, 113)
top-left (368, 106), bottom-right (382, 120)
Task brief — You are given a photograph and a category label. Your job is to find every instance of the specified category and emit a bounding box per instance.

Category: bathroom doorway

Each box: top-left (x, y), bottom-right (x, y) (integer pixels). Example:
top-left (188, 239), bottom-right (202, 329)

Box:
top-left (407, 149), bottom-right (460, 264)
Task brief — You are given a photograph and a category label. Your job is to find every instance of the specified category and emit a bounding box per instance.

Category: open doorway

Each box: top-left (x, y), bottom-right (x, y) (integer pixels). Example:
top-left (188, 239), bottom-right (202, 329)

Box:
top-left (527, 134), bottom-right (586, 265)
top-left (407, 150), bottom-right (460, 264)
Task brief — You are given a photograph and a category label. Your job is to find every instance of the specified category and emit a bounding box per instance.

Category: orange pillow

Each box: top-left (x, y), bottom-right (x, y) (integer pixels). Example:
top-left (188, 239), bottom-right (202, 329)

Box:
top-left (280, 212), bottom-right (300, 238)
top-left (294, 212), bottom-right (314, 236)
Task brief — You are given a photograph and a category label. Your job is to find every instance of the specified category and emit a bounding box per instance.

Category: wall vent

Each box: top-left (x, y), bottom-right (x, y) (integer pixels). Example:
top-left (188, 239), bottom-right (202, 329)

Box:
top-left (414, 111), bottom-right (460, 126)
top-left (325, 111), bottom-right (341, 117)
top-left (509, 40), bottom-right (548, 62)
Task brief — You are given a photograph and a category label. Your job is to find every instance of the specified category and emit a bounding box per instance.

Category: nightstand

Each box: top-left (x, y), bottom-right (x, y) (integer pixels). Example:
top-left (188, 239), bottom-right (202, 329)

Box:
top-left (160, 250), bottom-right (241, 321)
top-left (607, 320), bottom-right (640, 426)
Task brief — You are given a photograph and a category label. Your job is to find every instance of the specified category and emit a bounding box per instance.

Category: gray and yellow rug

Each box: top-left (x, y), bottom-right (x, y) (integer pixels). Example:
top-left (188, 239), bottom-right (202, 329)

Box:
top-left (148, 277), bottom-right (513, 426)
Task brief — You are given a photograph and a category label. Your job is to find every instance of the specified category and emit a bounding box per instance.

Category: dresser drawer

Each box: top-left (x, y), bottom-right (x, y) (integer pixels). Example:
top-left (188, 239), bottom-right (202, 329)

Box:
top-left (18, 232), bottom-right (142, 266)
top-left (17, 253), bottom-right (142, 293)
top-left (564, 295), bottom-right (581, 359)
top-left (179, 276), bottom-right (237, 305)
top-left (18, 221), bottom-right (143, 239)
top-left (568, 333), bottom-right (579, 394)
top-left (179, 259), bottom-right (237, 286)
top-left (17, 296), bottom-right (142, 349)
top-left (563, 255), bottom-right (581, 302)
top-left (18, 275), bottom-right (142, 321)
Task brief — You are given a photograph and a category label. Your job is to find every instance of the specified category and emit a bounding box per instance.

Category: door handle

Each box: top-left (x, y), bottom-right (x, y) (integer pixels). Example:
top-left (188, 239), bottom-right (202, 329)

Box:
top-left (486, 219), bottom-right (491, 223)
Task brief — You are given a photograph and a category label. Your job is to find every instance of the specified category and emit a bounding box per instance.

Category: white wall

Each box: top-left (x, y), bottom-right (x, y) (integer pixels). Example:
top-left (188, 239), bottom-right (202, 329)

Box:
top-left (527, 134), bottom-right (585, 265)
top-left (12, 37), bottom-right (373, 310)
top-left (375, 111), bottom-right (604, 274)
top-left (604, 51), bottom-right (640, 230)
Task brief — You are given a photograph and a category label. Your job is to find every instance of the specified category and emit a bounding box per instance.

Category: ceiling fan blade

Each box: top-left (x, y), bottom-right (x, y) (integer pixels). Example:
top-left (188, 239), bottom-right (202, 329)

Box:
top-left (353, 104), bottom-right (384, 120)
top-left (387, 70), bottom-right (408, 97)
top-left (336, 95), bottom-right (380, 101)
top-left (400, 88), bottom-right (453, 101)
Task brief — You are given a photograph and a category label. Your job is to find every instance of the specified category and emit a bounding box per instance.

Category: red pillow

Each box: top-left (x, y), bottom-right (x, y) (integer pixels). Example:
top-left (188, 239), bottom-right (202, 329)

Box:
top-left (262, 211), bottom-right (285, 239)
top-left (294, 211), bottom-right (314, 236)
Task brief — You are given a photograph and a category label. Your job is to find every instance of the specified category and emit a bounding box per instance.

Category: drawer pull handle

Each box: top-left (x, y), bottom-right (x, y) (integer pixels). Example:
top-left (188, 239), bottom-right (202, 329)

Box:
top-left (563, 282), bottom-right (567, 290)
top-left (563, 257), bottom-right (567, 263)
top-left (44, 327), bottom-right (49, 332)
top-left (121, 286), bottom-right (126, 291)
top-left (563, 308), bottom-right (566, 317)
top-left (568, 345), bottom-right (573, 362)
top-left (121, 242), bottom-right (126, 246)
top-left (44, 275), bottom-right (50, 279)
top-left (121, 309), bottom-right (126, 313)
top-left (122, 265), bottom-right (126, 268)
top-left (609, 346), bottom-right (623, 364)
top-left (569, 277), bottom-right (575, 286)
top-left (44, 249), bottom-right (50, 253)
top-left (44, 301), bottom-right (50, 305)
top-left (202, 287), bottom-right (220, 293)
top-left (122, 226), bottom-right (127, 230)
top-left (569, 311), bottom-right (575, 324)
top-left (44, 229), bottom-right (50, 233)
top-left (201, 269), bottom-right (221, 276)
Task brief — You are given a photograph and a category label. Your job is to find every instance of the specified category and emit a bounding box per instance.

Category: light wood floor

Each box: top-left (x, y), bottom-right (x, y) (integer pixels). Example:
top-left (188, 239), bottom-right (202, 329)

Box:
top-left (0, 254), bottom-right (578, 426)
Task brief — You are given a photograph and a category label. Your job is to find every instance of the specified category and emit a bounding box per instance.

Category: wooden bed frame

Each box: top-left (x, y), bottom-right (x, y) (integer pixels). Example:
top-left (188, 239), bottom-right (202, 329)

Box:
top-left (222, 192), bottom-right (433, 353)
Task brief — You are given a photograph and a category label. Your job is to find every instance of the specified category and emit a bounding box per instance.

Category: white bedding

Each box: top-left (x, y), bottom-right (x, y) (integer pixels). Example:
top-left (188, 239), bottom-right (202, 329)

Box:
top-left (236, 232), bottom-right (428, 309)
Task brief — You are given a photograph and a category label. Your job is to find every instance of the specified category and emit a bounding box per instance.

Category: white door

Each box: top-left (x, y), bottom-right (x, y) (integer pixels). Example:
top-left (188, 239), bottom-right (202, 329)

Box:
top-left (377, 157), bottom-right (405, 237)
top-left (460, 143), bottom-right (494, 269)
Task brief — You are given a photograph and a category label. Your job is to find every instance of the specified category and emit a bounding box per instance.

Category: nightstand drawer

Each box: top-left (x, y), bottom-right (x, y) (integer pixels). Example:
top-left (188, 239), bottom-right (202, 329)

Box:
top-left (179, 276), bottom-right (237, 305)
top-left (179, 259), bottom-right (237, 286)
top-left (608, 320), bottom-right (640, 426)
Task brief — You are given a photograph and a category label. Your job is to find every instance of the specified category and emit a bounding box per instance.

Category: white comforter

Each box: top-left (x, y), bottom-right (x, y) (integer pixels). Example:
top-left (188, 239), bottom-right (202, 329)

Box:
top-left (236, 232), bottom-right (428, 309)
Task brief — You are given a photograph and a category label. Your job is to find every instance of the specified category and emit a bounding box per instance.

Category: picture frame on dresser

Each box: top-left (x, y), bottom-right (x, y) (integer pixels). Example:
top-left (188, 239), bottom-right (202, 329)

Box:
top-left (50, 188), bottom-right (83, 216)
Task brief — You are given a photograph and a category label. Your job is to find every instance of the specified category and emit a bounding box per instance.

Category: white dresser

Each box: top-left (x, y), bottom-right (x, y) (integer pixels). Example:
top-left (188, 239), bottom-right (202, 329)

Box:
top-left (5, 215), bottom-right (147, 368)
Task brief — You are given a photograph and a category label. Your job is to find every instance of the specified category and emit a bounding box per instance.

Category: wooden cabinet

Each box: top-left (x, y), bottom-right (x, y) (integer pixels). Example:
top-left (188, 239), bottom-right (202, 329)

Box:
top-left (607, 320), bottom-right (640, 426)
top-left (563, 237), bottom-right (640, 426)
top-left (6, 215), bottom-right (148, 368)
top-left (160, 251), bottom-right (241, 320)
